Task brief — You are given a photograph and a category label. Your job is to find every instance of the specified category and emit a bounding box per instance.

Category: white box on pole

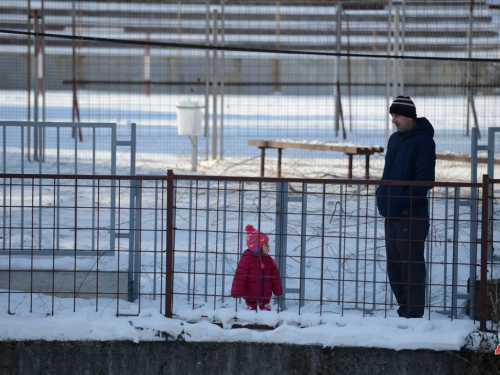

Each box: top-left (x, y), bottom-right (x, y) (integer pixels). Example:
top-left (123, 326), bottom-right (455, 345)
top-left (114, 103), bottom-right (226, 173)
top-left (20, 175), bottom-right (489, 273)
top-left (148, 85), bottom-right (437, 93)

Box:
top-left (176, 99), bottom-right (204, 136)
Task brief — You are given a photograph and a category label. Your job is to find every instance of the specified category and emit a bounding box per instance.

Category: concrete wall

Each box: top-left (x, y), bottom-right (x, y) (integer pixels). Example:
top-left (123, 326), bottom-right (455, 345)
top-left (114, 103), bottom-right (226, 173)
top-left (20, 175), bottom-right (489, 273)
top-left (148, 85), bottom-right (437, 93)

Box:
top-left (0, 340), bottom-right (474, 375)
top-left (0, 270), bottom-right (129, 300)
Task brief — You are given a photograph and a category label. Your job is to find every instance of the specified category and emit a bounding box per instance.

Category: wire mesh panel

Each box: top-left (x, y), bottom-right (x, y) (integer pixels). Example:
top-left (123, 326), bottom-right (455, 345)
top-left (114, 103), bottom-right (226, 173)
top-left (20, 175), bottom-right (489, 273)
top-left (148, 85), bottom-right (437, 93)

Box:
top-left (0, 1), bottom-right (499, 176)
top-left (481, 178), bottom-right (500, 327)
top-left (0, 174), bottom-right (168, 316)
top-left (169, 173), bottom-right (485, 325)
top-left (0, 171), bottom-right (495, 327)
top-left (0, 121), bottom-right (122, 175)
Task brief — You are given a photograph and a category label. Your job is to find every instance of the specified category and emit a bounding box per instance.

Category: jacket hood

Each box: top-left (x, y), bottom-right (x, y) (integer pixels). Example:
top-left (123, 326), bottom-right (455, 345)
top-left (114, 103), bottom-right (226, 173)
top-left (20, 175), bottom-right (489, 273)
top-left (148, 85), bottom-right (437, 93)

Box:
top-left (402, 117), bottom-right (434, 139)
top-left (243, 248), bottom-right (272, 270)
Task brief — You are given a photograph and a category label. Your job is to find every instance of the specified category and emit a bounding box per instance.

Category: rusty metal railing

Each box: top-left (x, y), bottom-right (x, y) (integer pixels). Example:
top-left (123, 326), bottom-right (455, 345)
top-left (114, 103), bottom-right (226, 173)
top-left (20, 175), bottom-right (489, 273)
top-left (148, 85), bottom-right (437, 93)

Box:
top-left (0, 172), bottom-right (497, 331)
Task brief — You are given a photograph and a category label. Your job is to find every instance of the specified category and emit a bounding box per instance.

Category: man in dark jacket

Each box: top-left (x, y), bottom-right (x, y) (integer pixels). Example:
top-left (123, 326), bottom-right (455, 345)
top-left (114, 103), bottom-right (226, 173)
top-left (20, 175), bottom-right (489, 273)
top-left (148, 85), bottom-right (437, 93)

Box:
top-left (376, 95), bottom-right (436, 318)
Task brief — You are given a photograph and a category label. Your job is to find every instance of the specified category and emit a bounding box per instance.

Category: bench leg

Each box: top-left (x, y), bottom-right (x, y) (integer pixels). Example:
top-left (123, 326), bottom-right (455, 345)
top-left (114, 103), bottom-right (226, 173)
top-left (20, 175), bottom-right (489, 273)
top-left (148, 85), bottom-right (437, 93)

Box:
top-left (348, 154), bottom-right (353, 179)
top-left (260, 148), bottom-right (265, 177)
top-left (277, 148), bottom-right (282, 177)
top-left (365, 154), bottom-right (370, 179)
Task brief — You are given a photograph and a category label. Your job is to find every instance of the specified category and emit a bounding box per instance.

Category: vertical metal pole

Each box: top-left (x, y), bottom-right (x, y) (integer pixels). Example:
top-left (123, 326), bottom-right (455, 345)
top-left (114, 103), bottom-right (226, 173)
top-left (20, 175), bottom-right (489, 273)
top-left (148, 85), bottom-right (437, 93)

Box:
top-left (486, 129), bottom-right (496, 263)
top-left (469, 126), bottom-right (480, 317)
top-left (204, 180), bottom-right (210, 301)
top-left (372, 194), bottom-right (378, 307)
top-left (37, 123), bottom-right (42, 250)
top-left (152, 180), bottom-right (159, 299)
top-left (41, 0), bottom-right (46, 161)
top-left (299, 184), bottom-right (308, 308)
top-left (466, 0), bottom-right (474, 137)
top-left (187, 180), bottom-right (193, 302)
top-left (72, 1), bottom-right (76, 124)
top-left (109, 124), bottom-right (117, 255)
top-left (337, 184), bottom-right (343, 304)
top-left (221, 181), bottom-right (228, 302)
top-left (212, 10), bottom-right (218, 160)
top-left (392, 7), bottom-right (400, 101)
top-left (2, 127), bottom-right (6, 250)
top-left (471, 127), bottom-right (479, 182)
top-left (385, 1), bottom-right (392, 144)
top-left (127, 180), bottom-right (137, 302)
top-left (451, 187), bottom-right (460, 317)
top-left (479, 174), bottom-right (489, 331)
top-left (355, 185), bottom-right (361, 308)
top-left (281, 182), bottom-right (288, 311)
top-left (133, 182), bottom-right (141, 302)
top-left (220, 0), bottom-right (225, 160)
top-left (204, 0), bottom-right (210, 160)
top-left (91, 127), bottom-right (96, 251)
top-left (130, 123), bottom-right (137, 176)
top-left (239, 181), bottom-right (245, 256)
top-left (400, 0), bottom-right (405, 94)
top-left (27, 0), bottom-right (31, 124)
top-left (191, 136), bottom-right (198, 172)
top-left (165, 170), bottom-right (174, 317)
top-left (27, 1), bottom-right (32, 161)
top-left (71, 1), bottom-right (80, 133)
top-left (487, 127), bottom-right (497, 179)
top-left (442, 188), bottom-right (449, 311)
top-left (275, 181), bottom-right (287, 311)
top-left (320, 184), bottom-right (326, 314)
top-left (33, 10), bottom-right (39, 162)
top-left (334, 5), bottom-right (341, 138)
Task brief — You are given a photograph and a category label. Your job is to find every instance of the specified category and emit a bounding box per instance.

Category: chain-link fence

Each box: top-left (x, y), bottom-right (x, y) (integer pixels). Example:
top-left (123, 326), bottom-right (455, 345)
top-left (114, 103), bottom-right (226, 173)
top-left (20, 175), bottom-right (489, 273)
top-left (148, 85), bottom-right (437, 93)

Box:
top-left (0, 0), bottom-right (499, 176)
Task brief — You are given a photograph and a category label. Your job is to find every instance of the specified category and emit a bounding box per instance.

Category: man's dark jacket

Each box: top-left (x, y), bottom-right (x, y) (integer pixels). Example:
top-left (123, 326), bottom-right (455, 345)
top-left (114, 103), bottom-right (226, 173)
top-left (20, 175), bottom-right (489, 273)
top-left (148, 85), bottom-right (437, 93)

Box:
top-left (376, 117), bottom-right (436, 218)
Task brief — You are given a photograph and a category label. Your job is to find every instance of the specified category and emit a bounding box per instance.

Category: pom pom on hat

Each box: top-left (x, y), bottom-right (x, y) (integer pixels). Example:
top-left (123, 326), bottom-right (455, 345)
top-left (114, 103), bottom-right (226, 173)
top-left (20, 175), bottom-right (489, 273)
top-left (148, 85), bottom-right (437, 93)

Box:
top-left (389, 95), bottom-right (417, 119)
top-left (245, 224), bottom-right (269, 251)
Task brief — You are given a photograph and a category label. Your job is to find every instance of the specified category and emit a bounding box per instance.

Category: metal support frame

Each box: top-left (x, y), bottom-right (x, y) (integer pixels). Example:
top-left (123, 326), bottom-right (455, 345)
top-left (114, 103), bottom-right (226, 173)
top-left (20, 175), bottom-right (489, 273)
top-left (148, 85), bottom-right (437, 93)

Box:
top-left (114, 123), bottom-right (141, 301)
top-left (0, 121), bottom-right (140, 299)
top-left (448, 186), bottom-right (478, 318)
top-left (123, 180), bottom-right (141, 302)
top-left (471, 127), bottom-right (498, 262)
top-left (275, 182), bottom-right (307, 310)
top-left (440, 126), bottom-right (500, 318)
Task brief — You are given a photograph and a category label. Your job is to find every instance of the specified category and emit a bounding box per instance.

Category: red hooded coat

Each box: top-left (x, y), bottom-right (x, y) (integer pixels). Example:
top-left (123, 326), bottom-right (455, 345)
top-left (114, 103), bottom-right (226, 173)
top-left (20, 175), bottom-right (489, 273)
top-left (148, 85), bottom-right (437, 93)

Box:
top-left (231, 250), bottom-right (283, 302)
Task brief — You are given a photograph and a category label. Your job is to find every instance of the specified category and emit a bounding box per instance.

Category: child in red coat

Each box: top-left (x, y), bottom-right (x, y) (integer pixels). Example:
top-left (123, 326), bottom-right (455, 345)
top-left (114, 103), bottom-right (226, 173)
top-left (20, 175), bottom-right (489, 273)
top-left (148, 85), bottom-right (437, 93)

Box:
top-left (231, 224), bottom-right (283, 311)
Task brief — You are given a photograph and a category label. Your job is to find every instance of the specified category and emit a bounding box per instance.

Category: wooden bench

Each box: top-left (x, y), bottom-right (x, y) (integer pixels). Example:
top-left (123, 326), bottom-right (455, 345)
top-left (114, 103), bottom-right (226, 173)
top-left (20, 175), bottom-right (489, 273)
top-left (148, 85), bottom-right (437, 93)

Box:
top-left (436, 153), bottom-right (500, 165)
top-left (248, 140), bottom-right (384, 179)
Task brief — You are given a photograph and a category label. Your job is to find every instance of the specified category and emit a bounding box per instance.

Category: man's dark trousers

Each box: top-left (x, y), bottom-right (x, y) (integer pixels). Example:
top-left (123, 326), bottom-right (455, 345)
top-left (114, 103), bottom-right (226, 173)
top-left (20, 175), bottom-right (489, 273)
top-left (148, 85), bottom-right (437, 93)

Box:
top-left (385, 212), bottom-right (429, 318)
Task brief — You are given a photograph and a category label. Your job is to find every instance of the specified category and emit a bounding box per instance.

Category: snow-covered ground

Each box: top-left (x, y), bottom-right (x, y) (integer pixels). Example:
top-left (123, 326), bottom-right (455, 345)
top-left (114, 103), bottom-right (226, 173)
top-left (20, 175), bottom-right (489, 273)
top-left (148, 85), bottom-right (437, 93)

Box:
top-left (0, 304), bottom-right (481, 351)
top-left (2, 91), bottom-right (499, 178)
top-left (0, 91), bottom-right (499, 353)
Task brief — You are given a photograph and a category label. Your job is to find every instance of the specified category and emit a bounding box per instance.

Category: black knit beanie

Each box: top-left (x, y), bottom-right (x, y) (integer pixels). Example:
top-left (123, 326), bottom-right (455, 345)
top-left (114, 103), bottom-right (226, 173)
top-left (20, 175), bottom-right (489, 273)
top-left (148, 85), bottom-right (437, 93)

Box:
top-left (389, 95), bottom-right (417, 118)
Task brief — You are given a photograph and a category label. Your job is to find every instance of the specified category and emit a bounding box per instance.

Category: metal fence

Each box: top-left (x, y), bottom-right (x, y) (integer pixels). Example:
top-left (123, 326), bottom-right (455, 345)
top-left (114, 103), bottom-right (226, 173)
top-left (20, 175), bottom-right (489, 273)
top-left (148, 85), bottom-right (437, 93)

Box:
top-left (482, 176), bottom-right (500, 327)
top-left (0, 1), bottom-right (499, 174)
top-left (0, 173), bottom-right (169, 315)
top-left (0, 171), bottom-right (498, 330)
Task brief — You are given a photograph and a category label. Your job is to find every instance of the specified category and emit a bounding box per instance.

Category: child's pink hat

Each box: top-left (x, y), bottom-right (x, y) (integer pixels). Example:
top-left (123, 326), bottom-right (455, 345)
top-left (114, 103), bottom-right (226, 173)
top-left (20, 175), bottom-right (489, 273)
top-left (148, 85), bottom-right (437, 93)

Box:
top-left (245, 224), bottom-right (269, 251)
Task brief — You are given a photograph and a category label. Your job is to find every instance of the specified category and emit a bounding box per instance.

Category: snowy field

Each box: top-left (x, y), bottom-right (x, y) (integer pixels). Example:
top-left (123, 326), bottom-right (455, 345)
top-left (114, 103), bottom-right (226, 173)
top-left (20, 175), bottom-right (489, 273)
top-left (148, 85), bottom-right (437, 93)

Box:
top-left (0, 91), bottom-right (499, 352)
top-left (1, 90), bottom-right (499, 178)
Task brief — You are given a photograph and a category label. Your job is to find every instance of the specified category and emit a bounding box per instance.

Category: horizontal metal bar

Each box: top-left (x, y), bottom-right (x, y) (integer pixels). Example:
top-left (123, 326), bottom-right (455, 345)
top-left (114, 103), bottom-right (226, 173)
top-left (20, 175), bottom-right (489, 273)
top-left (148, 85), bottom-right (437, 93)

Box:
top-left (0, 250), bottom-right (116, 256)
top-left (0, 121), bottom-right (115, 129)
